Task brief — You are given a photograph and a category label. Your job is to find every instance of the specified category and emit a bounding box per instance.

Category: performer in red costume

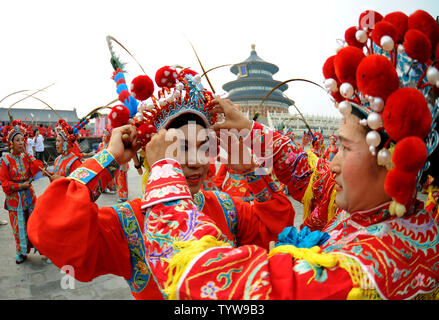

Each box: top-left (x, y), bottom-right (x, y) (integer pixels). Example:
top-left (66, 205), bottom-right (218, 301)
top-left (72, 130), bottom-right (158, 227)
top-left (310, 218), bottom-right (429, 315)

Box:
top-left (0, 120), bottom-right (44, 263)
top-left (323, 135), bottom-right (339, 161)
top-left (138, 9), bottom-right (439, 300)
top-left (27, 66), bottom-right (295, 300)
top-left (45, 119), bottom-right (83, 181)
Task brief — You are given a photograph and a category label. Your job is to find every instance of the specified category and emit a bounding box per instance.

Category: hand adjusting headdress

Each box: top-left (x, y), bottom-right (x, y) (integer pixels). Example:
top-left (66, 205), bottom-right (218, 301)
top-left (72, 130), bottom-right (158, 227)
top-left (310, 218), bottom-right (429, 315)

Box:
top-left (322, 9), bottom-right (439, 217)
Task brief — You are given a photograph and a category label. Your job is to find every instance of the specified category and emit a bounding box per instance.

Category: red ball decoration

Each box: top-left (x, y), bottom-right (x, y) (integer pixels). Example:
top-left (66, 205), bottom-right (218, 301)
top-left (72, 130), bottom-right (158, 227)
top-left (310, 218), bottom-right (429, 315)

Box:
top-left (371, 21), bottom-right (397, 46)
top-left (408, 10), bottom-right (439, 51)
top-left (334, 46), bottom-right (365, 87)
top-left (131, 75), bottom-right (154, 101)
top-left (322, 56), bottom-right (339, 80)
top-left (356, 54), bottom-right (399, 102)
top-left (392, 136), bottom-right (428, 174)
top-left (403, 29), bottom-right (432, 63)
top-left (383, 11), bottom-right (408, 43)
top-left (155, 66), bottom-right (178, 88)
top-left (382, 87), bottom-right (432, 142)
top-left (108, 105), bottom-right (130, 129)
top-left (384, 168), bottom-right (417, 204)
top-left (136, 123), bottom-right (157, 145)
top-left (359, 10), bottom-right (383, 30)
top-left (344, 26), bottom-right (364, 49)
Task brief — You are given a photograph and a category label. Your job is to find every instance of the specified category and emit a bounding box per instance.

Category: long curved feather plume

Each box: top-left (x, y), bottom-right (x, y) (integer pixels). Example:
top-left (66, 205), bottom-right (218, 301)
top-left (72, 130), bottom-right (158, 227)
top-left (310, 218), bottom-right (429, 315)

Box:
top-left (0, 89), bottom-right (31, 106)
top-left (188, 40), bottom-right (216, 94)
top-left (84, 98), bottom-right (118, 119)
top-left (259, 79), bottom-right (327, 132)
top-left (201, 64), bottom-right (233, 78)
top-left (106, 35), bottom-right (146, 74)
top-left (7, 83), bottom-right (55, 121)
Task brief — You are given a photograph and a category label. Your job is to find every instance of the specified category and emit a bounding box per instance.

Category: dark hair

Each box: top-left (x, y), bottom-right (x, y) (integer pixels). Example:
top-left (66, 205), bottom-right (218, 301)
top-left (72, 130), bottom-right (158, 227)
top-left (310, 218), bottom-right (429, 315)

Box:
top-left (166, 113), bottom-right (207, 129)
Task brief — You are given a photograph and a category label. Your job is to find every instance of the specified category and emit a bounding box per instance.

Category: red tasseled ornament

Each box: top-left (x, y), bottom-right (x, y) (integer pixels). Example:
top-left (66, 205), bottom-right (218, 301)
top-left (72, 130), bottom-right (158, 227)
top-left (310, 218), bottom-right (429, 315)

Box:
top-left (155, 66), bottom-right (178, 88)
top-left (382, 87), bottom-right (432, 142)
top-left (334, 46), bottom-right (365, 87)
top-left (359, 10), bottom-right (383, 30)
top-left (384, 168), bottom-right (417, 205)
top-left (344, 27), bottom-right (364, 49)
top-left (403, 29), bottom-right (432, 63)
top-left (131, 75), bottom-right (154, 101)
top-left (408, 10), bottom-right (439, 51)
top-left (108, 105), bottom-right (130, 129)
top-left (392, 136), bottom-right (428, 174)
top-left (356, 55), bottom-right (399, 101)
top-left (383, 11), bottom-right (408, 44)
top-left (371, 21), bottom-right (397, 46)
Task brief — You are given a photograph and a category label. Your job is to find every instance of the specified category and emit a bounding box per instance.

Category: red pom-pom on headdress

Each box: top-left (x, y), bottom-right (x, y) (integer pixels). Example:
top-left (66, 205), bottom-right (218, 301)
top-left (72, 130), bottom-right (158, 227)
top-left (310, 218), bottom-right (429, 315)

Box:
top-left (408, 10), bottom-right (439, 51)
top-left (371, 21), bottom-right (397, 47)
top-left (345, 26), bottom-right (364, 48)
top-left (382, 87), bottom-right (432, 142)
top-left (179, 68), bottom-right (198, 79)
top-left (155, 66), bottom-right (178, 88)
top-left (108, 105), bottom-right (130, 129)
top-left (334, 46), bottom-right (365, 87)
top-left (403, 29), bottom-right (432, 63)
top-left (383, 11), bottom-right (408, 43)
top-left (359, 10), bottom-right (383, 30)
top-left (130, 75), bottom-right (154, 101)
top-left (356, 54), bottom-right (399, 102)
top-left (392, 136), bottom-right (428, 174)
top-left (384, 168), bottom-right (417, 205)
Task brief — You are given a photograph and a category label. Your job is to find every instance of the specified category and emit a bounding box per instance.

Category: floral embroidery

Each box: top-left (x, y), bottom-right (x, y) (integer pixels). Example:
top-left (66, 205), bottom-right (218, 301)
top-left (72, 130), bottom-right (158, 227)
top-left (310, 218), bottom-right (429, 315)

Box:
top-left (149, 163), bottom-right (182, 182)
top-left (200, 281), bottom-right (220, 299)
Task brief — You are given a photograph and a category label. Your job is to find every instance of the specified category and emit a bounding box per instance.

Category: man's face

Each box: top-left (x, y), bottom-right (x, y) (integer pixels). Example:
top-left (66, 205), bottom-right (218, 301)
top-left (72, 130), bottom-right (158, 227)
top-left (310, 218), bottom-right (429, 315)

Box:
top-left (173, 123), bottom-right (211, 195)
top-left (329, 114), bottom-right (390, 213)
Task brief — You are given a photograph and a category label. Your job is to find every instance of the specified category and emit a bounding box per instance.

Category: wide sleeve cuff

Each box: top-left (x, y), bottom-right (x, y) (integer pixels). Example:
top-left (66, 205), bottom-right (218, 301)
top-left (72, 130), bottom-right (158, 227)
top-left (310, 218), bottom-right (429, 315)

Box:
top-left (243, 121), bottom-right (291, 167)
top-left (67, 149), bottom-right (119, 201)
top-left (140, 158), bottom-right (192, 209)
top-left (243, 167), bottom-right (276, 202)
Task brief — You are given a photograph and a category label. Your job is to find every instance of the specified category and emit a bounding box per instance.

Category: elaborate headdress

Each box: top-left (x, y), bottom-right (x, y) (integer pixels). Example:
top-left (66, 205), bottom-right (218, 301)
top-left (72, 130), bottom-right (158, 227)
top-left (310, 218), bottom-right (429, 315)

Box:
top-left (322, 9), bottom-right (439, 216)
top-left (108, 66), bottom-right (217, 146)
top-left (2, 120), bottom-right (26, 144)
top-left (55, 119), bottom-right (81, 155)
top-left (329, 134), bottom-right (337, 142)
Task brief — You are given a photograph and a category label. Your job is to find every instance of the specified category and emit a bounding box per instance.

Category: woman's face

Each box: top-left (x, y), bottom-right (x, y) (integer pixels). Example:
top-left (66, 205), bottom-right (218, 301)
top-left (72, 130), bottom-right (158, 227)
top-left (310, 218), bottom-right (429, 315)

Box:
top-left (56, 134), bottom-right (65, 154)
top-left (12, 134), bottom-right (24, 154)
top-left (329, 113), bottom-right (390, 213)
top-left (173, 123), bottom-right (212, 195)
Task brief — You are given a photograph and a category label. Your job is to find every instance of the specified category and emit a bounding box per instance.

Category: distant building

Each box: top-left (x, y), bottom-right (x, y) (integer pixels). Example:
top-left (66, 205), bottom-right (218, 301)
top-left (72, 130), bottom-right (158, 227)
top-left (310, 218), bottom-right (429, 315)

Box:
top-left (0, 108), bottom-right (79, 126)
top-left (267, 111), bottom-right (341, 143)
top-left (222, 44), bottom-right (291, 120)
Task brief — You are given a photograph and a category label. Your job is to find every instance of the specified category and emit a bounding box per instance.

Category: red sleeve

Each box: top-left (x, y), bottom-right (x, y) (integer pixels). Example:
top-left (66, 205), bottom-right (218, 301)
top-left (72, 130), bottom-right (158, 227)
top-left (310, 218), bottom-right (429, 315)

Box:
top-left (27, 154), bottom-right (43, 176)
top-left (27, 150), bottom-right (133, 282)
top-left (69, 159), bottom-right (83, 174)
top-left (212, 164), bottom-right (228, 189)
top-left (0, 160), bottom-right (19, 194)
top-left (234, 169), bottom-right (295, 249)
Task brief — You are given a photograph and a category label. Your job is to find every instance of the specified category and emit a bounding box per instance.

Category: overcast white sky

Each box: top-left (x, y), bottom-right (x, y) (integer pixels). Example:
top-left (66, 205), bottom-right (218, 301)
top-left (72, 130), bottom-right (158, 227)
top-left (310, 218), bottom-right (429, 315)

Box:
top-left (1, 0), bottom-right (438, 119)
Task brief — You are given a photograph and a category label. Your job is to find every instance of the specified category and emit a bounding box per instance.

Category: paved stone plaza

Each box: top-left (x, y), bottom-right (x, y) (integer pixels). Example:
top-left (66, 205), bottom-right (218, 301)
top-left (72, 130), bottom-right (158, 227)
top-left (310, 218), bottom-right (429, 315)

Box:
top-left (0, 165), bottom-right (304, 300)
